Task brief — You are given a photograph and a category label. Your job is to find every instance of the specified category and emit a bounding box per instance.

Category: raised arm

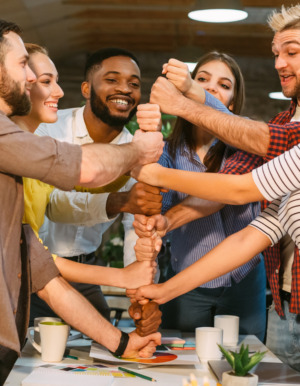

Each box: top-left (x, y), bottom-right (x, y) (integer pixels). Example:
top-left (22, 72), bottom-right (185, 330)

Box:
top-left (130, 225), bottom-right (271, 305)
top-left (132, 163), bottom-right (263, 205)
top-left (150, 76), bottom-right (270, 156)
top-left (79, 129), bottom-right (164, 187)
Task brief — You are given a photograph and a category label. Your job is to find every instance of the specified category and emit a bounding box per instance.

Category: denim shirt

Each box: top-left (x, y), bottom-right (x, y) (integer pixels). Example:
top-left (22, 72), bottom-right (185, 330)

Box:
top-left (159, 140), bottom-right (261, 288)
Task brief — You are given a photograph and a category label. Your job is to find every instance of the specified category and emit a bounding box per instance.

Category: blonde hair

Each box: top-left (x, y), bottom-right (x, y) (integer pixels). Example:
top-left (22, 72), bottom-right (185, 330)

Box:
top-left (25, 43), bottom-right (48, 56)
top-left (268, 5), bottom-right (300, 32)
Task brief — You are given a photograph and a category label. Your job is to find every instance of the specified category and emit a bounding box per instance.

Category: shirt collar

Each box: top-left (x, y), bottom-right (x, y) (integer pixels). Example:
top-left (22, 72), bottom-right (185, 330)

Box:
top-left (74, 106), bottom-right (90, 139)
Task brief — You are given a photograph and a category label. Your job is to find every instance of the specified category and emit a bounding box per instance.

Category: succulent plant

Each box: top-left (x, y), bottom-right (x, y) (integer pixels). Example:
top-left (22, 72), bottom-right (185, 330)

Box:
top-left (218, 344), bottom-right (267, 377)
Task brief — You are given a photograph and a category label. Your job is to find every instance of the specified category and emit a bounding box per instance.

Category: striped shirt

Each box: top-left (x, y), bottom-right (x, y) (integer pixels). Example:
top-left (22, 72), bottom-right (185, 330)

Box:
top-left (221, 99), bottom-right (300, 316)
top-left (251, 143), bottom-right (300, 249)
top-left (159, 141), bottom-right (261, 288)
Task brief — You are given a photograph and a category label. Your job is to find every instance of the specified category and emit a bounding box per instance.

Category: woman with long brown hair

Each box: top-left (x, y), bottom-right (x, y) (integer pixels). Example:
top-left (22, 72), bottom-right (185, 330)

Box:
top-left (158, 52), bottom-right (266, 339)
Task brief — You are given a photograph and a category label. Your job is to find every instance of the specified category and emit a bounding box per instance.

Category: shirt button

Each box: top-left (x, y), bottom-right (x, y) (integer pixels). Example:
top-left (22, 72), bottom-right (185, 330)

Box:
top-left (275, 269), bottom-right (279, 274)
top-left (17, 273), bottom-right (21, 279)
top-left (20, 239), bottom-right (23, 244)
top-left (13, 309), bottom-right (17, 314)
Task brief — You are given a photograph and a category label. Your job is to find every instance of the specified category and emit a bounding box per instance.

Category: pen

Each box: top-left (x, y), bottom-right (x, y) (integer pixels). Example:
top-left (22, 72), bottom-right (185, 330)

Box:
top-left (118, 366), bottom-right (157, 382)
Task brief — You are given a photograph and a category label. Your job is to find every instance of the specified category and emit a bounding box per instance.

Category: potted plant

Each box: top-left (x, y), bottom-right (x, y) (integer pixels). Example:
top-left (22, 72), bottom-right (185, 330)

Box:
top-left (218, 344), bottom-right (266, 386)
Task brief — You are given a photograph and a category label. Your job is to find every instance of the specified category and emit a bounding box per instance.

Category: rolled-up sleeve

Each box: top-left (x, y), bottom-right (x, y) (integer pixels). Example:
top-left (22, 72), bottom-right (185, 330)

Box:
top-left (22, 224), bottom-right (59, 293)
top-left (0, 115), bottom-right (82, 191)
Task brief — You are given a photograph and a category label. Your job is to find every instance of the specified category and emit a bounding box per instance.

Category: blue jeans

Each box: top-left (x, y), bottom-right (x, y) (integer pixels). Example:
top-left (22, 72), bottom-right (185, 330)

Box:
top-left (266, 300), bottom-right (300, 372)
top-left (161, 258), bottom-right (266, 341)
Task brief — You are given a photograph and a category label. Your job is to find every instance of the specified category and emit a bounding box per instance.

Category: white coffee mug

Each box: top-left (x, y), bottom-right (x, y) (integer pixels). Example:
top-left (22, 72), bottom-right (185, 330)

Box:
top-left (214, 315), bottom-right (239, 347)
top-left (32, 317), bottom-right (62, 345)
top-left (27, 321), bottom-right (69, 362)
top-left (195, 327), bottom-right (223, 362)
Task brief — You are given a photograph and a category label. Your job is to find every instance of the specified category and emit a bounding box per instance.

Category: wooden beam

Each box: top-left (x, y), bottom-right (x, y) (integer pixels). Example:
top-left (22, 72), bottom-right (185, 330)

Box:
top-left (70, 9), bottom-right (187, 20)
top-left (242, 0), bottom-right (295, 7)
top-left (63, 0), bottom-right (194, 5)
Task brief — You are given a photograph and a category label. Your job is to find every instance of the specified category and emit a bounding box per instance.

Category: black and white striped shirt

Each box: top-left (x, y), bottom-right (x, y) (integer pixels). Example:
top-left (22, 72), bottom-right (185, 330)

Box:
top-left (250, 144), bottom-right (300, 248)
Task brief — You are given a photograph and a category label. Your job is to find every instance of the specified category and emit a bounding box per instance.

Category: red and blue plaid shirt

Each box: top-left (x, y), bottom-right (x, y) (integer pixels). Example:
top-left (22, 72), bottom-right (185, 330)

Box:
top-left (221, 100), bottom-right (300, 316)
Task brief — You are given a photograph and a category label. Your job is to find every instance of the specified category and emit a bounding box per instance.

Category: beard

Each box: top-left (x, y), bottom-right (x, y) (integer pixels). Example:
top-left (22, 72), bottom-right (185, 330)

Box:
top-left (0, 66), bottom-right (31, 116)
top-left (90, 85), bottom-right (137, 127)
top-left (283, 83), bottom-right (300, 100)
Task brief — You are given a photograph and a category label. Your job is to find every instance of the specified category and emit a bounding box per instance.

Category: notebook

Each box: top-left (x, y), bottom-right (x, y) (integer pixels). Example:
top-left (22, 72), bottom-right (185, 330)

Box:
top-left (208, 360), bottom-right (300, 385)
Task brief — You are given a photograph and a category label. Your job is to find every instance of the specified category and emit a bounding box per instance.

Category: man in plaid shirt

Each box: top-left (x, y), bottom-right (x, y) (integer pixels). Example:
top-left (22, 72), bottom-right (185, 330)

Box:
top-left (135, 4), bottom-right (300, 371)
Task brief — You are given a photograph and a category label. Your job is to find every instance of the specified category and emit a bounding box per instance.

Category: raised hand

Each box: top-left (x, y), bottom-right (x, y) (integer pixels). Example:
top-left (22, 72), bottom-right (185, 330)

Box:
top-left (132, 129), bottom-right (164, 165)
top-left (123, 260), bottom-right (157, 289)
top-left (122, 182), bottom-right (163, 215)
top-left (134, 236), bottom-right (162, 261)
top-left (128, 301), bottom-right (162, 337)
top-left (150, 76), bottom-right (184, 116)
top-left (133, 213), bottom-right (168, 238)
top-left (124, 330), bottom-right (161, 358)
top-left (136, 103), bottom-right (162, 132)
top-left (162, 58), bottom-right (193, 94)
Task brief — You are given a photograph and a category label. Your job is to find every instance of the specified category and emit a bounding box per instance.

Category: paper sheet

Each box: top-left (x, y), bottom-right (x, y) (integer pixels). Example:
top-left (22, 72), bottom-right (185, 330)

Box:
top-left (90, 342), bottom-right (199, 367)
top-left (21, 366), bottom-right (114, 386)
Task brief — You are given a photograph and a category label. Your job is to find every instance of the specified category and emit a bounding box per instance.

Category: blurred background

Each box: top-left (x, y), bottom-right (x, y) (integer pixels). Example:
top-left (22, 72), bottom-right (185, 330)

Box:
top-left (2, 0), bottom-right (296, 120)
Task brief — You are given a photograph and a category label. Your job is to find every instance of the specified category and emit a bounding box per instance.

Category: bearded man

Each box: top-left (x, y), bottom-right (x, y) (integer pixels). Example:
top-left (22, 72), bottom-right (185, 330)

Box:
top-left (34, 48), bottom-right (162, 333)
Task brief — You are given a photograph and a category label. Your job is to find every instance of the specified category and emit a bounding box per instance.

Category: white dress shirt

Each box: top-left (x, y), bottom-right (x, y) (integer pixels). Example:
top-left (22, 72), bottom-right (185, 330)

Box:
top-left (36, 106), bottom-right (137, 267)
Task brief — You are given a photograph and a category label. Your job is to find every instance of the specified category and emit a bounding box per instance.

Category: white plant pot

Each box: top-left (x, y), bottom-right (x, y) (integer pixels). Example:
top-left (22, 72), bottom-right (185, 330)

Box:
top-left (222, 371), bottom-right (258, 386)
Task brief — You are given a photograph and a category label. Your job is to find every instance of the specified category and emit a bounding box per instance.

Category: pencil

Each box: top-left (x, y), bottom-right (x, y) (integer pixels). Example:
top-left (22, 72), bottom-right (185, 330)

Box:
top-left (118, 366), bottom-right (157, 382)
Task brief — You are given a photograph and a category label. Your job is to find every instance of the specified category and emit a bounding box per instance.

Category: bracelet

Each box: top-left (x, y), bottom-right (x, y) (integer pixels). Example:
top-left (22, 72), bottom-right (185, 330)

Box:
top-left (110, 331), bottom-right (129, 357)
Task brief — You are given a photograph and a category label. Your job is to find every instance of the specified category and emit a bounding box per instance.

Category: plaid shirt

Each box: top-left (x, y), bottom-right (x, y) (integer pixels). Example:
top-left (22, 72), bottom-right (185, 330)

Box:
top-left (221, 100), bottom-right (300, 316)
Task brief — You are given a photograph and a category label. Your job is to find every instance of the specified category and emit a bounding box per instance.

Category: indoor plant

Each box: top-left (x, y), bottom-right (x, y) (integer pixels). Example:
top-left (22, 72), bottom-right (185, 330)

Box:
top-left (218, 344), bottom-right (266, 386)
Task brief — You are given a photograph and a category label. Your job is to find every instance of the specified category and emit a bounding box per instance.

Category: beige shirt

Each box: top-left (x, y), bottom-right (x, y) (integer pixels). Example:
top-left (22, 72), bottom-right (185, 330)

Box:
top-left (0, 112), bottom-right (81, 357)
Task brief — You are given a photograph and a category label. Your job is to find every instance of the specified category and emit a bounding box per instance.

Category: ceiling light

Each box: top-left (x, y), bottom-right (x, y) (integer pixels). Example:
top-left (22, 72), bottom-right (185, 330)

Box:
top-left (269, 92), bottom-right (291, 101)
top-left (188, 0), bottom-right (248, 23)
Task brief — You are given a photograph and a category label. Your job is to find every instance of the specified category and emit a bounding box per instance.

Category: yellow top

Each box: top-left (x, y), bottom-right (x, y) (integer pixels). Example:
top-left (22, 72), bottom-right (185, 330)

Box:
top-left (23, 177), bottom-right (54, 236)
top-left (22, 174), bottom-right (130, 261)
top-left (74, 174), bottom-right (130, 193)
top-left (22, 177), bottom-right (57, 260)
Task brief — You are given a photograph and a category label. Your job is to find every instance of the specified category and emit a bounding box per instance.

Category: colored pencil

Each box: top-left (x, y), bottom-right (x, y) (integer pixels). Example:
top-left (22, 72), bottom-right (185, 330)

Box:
top-left (118, 366), bottom-right (157, 382)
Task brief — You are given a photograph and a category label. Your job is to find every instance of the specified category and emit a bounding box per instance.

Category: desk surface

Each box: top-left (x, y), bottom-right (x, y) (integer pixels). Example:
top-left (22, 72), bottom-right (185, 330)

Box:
top-left (5, 334), bottom-right (283, 386)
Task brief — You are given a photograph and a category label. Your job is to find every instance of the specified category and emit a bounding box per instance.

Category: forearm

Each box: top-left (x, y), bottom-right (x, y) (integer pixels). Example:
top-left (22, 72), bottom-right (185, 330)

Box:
top-left (38, 276), bottom-right (121, 352)
top-left (165, 197), bottom-right (224, 232)
top-left (154, 168), bottom-right (264, 205)
top-left (47, 190), bottom-right (112, 226)
top-left (79, 142), bottom-right (138, 187)
top-left (184, 80), bottom-right (206, 103)
top-left (158, 226), bottom-right (270, 303)
top-left (54, 257), bottom-right (126, 287)
top-left (177, 97), bottom-right (270, 156)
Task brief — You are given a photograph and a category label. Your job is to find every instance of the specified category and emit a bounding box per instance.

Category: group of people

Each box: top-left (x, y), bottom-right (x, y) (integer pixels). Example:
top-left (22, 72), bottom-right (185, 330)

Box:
top-left (2, 3), bottom-right (300, 383)
top-left (130, 4), bottom-right (300, 373)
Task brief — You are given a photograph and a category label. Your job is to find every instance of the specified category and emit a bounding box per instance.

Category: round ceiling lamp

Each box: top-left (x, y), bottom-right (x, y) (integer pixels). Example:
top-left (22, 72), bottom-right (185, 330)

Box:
top-left (188, 0), bottom-right (248, 23)
top-left (269, 92), bottom-right (291, 101)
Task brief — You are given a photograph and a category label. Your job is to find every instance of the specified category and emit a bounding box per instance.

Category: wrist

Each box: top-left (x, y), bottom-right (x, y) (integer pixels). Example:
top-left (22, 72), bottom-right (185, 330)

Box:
top-left (109, 330), bottom-right (130, 357)
top-left (106, 192), bottom-right (128, 217)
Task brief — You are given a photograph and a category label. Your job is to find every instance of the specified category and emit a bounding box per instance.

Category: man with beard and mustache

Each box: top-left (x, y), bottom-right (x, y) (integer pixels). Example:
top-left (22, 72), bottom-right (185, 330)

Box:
top-left (0, 21), bottom-right (163, 383)
top-left (35, 48), bottom-right (162, 334)
top-left (132, 4), bottom-right (300, 371)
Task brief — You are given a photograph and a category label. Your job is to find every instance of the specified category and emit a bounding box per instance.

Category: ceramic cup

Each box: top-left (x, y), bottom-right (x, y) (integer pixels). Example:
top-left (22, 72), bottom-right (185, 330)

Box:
top-left (195, 326), bottom-right (223, 362)
top-left (32, 317), bottom-right (62, 345)
top-left (214, 315), bottom-right (239, 347)
top-left (27, 321), bottom-right (69, 362)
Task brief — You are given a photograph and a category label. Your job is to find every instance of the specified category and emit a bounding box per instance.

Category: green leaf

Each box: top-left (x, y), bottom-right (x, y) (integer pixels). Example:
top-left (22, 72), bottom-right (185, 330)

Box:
top-left (218, 344), bottom-right (266, 377)
top-left (218, 344), bottom-right (234, 368)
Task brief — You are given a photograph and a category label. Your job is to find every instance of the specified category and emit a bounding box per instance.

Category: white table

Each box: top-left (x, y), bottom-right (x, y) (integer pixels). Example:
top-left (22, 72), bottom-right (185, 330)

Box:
top-left (4, 334), bottom-right (282, 386)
